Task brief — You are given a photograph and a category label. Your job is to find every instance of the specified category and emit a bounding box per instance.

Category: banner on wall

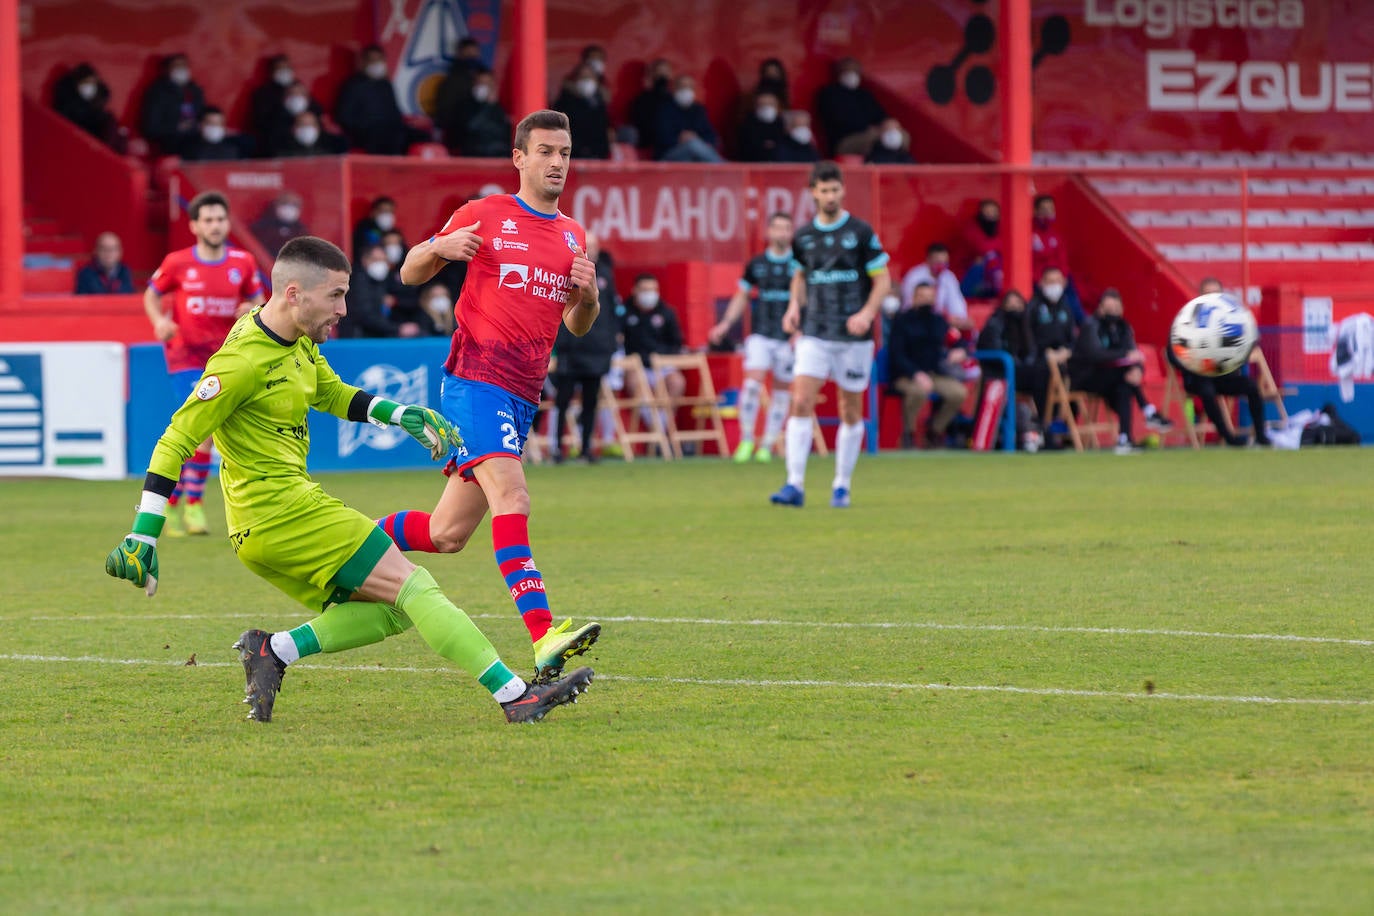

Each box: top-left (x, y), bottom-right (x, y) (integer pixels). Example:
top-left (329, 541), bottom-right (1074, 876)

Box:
top-left (380, 0), bottom-right (503, 116)
top-left (0, 343), bottom-right (127, 480)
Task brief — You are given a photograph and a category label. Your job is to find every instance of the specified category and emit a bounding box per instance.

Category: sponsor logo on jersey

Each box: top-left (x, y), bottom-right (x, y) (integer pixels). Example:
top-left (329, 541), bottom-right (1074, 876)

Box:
top-left (195, 375), bottom-right (221, 400)
top-left (501, 218), bottom-right (519, 234)
top-left (186, 268), bottom-right (198, 279)
top-left (265, 377), bottom-right (287, 390)
top-left (492, 238), bottom-right (529, 252)
top-left (499, 263), bottom-right (530, 290)
top-left (810, 268), bottom-right (861, 284)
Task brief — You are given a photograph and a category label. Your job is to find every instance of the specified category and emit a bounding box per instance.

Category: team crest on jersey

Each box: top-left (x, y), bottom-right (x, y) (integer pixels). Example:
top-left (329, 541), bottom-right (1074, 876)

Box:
top-left (564, 231), bottom-right (579, 252)
top-left (195, 375), bottom-right (221, 400)
top-left (228, 267), bottom-right (242, 284)
top-left (840, 233), bottom-right (858, 249)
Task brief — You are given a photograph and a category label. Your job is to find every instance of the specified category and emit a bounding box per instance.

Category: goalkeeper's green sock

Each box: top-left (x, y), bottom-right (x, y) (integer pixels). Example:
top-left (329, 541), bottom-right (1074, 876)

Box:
top-left (271, 602), bottom-right (414, 663)
top-left (394, 567), bottom-right (523, 700)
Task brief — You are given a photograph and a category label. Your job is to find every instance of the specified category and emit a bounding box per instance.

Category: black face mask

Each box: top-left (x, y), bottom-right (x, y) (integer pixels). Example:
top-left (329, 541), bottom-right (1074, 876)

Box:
top-left (977, 215), bottom-right (999, 236)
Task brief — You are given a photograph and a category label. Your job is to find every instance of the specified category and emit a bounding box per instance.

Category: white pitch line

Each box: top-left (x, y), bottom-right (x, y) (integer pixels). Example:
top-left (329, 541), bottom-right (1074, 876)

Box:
top-left (0, 653), bottom-right (1369, 708)
top-left (13, 612), bottom-right (1374, 649)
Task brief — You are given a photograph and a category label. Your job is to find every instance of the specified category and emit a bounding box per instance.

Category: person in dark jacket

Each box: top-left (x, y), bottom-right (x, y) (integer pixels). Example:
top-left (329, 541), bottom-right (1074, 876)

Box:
top-left (652, 75), bottom-right (722, 162)
top-left (622, 273), bottom-right (686, 412)
top-left (1028, 266), bottom-right (1078, 369)
top-left (549, 232), bottom-right (621, 462)
top-left (139, 53), bottom-right (205, 155)
top-left (814, 58), bottom-right (886, 156)
top-left (338, 245), bottom-right (418, 338)
top-left (334, 45), bottom-right (418, 155)
top-left (447, 70), bottom-right (512, 157)
top-left (1067, 288), bottom-right (1172, 453)
top-left (735, 91), bottom-right (786, 162)
top-left (977, 289), bottom-right (1047, 422)
top-left (75, 232), bottom-right (135, 294)
top-left (887, 282), bottom-right (970, 447)
top-left (551, 64), bottom-right (612, 160)
top-left (53, 63), bottom-right (126, 152)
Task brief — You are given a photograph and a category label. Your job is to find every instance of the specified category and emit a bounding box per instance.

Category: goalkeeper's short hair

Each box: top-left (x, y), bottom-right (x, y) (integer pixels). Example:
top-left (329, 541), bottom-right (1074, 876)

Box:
top-left (274, 236), bottom-right (352, 286)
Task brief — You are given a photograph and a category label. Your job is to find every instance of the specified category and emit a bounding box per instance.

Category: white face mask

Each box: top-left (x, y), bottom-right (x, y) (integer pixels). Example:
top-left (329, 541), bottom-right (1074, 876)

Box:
top-left (881, 294), bottom-right (901, 317)
top-left (673, 88), bottom-right (695, 108)
top-left (77, 81), bottom-right (98, 101)
top-left (587, 58), bottom-right (605, 75)
top-left (365, 261), bottom-right (390, 282)
top-left (273, 68), bottom-right (295, 87)
top-left (472, 84), bottom-right (491, 103)
top-left (576, 79), bottom-right (598, 98)
top-left (880, 130), bottom-right (902, 150)
top-left (756, 105), bottom-right (778, 123)
top-left (284, 94), bottom-right (308, 115)
top-left (790, 126), bottom-right (812, 145)
top-left (426, 295), bottom-right (450, 312)
top-left (365, 61), bottom-right (387, 80)
top-left (384, 244), bottom-right (404, 264)
top-left (1041, 283), bottom-right (1065, 301)
top-left (374, 211), bottom-right (395, 232)
top-left (202, 125), bottom-right (226, 144)
top-left (294, 126), bottom-right (319, 147)
top-left (839, 71), bottom-right (861, 90)
top-left (169, 67), bottom-right (191, 86)
top-left (635, 290), bottom-right (659, 309)
top-left (276, 204), bottom-right (301, 224)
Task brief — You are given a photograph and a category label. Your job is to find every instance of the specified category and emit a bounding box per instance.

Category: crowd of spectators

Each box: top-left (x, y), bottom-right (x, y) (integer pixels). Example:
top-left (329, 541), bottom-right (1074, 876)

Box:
top-left (51, 46), bottom-right (918, 165)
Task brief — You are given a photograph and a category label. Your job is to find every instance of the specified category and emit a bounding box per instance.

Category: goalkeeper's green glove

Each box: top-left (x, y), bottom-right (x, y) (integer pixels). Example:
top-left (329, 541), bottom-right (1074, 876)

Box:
top-left (105, 496), bottom-right (165, 597)
top-left (367, 397), bottom-right (463, 460)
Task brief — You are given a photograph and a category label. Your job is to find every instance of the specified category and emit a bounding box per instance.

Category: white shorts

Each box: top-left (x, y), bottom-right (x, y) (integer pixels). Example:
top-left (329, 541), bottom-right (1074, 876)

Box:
top-left (742, 334), bottom-right (795, 384)
top-left (793, 336), bottom-right (874, 393)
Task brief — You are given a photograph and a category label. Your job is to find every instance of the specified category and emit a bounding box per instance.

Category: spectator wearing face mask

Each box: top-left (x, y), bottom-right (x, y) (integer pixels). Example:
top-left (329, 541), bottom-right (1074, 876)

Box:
top-left (961, 198), bottom-right (1004, 299)
top-left (139, 52), bottom-right (205, 155)
top-left (1030, 193), bottom-right (1085, 322)
top-left (1028, 266), bottom-right (1079, 374)
top-left (182, 107), bottom-right (248, 161)
top-left (736, 91), bottom-right (786, 162)
top-left (446, 70), bottom-right (512, 157)
top-left (753, 58), bottom-right (790, 108)
top-left (249, 55), bottom-right (299, 145)
top-left (899, 243), bottom-right (971, 332)
top-left (335, 44), bottom-right (424, 155)
top-left (652, 75), bottom-right (722, 162)
top-left (552, 63), bottom-right (612, 160)
top-left (417, 283), bottom-right (456, 337)
top-left (262, 80), bottom-right (326, 157)
top-left (864, 118), bottom-right (914, 165)
top-left (75, 232), bottom-right (135, 295)
top-left (434, 38), bottom-right (487, 132)
top-left (249, 192), bottom-right (309, 259)
top-left (627, 58), bottom-right (674, 150)
top-left (352, 196), bottom-right (400, 261)
top-left (815, 58), bottom-right (886, 156)
top-left (379, 227), bottom-right (424, 319)
top-left (774, 110), bottom-right (820, 163)
top-left (277, 111), bottom-right (344, 158)
top-left (622, 274), bottom-right (686, 418)
top-left (53, 62), bottom-right (127, 153)
top-left (339, 244), bottom-right (417, 338)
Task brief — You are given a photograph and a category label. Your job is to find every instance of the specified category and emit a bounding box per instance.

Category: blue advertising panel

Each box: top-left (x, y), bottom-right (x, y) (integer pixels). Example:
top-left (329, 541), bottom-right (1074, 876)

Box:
top-left (126, 338), bottom-right (454, 476)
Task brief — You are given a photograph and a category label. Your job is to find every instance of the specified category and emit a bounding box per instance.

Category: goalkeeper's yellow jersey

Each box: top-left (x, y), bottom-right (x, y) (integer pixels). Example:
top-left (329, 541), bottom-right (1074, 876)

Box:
top-left (149, 309), bottom-right (361, 531)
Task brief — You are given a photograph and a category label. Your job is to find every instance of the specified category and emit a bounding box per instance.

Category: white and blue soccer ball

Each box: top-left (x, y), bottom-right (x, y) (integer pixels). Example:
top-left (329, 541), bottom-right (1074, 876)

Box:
top-left (1169, 292), bottom-right (1259, 377)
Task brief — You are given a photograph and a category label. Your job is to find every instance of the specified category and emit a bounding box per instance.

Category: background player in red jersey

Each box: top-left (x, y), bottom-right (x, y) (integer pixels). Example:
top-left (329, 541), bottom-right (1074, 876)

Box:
top-left (378, 109), bottom-right (602, 683)
top-left (144, 190), bottom-right (265, 536)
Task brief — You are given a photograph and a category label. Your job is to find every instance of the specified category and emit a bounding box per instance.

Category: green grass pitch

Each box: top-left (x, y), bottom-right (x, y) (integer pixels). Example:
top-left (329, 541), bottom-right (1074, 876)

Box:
top-left (2, 448), bottom-right (1372, 914)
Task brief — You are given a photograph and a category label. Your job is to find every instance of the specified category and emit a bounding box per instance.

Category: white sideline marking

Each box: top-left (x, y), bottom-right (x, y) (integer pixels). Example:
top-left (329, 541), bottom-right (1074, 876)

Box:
top-left (11, 612), bottom-right (1374, 649)
top-left (0, 653), bottom-right (1369, 708)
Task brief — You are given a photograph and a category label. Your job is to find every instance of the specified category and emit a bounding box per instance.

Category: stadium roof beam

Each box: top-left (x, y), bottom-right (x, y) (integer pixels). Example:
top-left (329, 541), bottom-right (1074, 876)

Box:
top-left (1, 0), bottom-right (22, 308)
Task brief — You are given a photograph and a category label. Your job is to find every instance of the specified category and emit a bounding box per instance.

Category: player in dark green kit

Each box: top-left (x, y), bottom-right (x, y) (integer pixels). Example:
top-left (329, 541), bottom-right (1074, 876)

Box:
top-left (105, 236), bottom-right (593, 724)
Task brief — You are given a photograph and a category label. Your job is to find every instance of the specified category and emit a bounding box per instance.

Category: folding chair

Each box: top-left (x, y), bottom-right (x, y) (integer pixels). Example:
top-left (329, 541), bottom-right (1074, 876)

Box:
top-left (599, 354), bottom-right (674, 461)
top-left (650, 352), bottom-right (731, 459)
top-left (753, 385), bottom-right (829, 458)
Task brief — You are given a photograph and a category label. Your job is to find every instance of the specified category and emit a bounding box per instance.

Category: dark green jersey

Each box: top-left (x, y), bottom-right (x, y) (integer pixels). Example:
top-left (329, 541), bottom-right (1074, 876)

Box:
top-left (148, 310), bottom-right (360, 531)
top-left (792, 212), bottom-right (889, 342)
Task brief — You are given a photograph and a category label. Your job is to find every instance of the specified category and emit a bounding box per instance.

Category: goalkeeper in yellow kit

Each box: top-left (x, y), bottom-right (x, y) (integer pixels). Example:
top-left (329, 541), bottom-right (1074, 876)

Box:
top-left (105, 236), bottom-right (592, 724)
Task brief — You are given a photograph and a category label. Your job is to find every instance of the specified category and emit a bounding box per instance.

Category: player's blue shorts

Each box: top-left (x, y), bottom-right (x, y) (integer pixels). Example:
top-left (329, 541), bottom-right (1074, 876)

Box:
top-left (439, 373), bottom-right (538, 480)
top-left (170, 368), bottom-right (203, 405)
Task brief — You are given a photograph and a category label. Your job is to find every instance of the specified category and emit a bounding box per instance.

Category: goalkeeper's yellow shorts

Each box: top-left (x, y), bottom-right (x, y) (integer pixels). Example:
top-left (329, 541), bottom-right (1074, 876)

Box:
top-left (230, 487), bottom-right (393, 611)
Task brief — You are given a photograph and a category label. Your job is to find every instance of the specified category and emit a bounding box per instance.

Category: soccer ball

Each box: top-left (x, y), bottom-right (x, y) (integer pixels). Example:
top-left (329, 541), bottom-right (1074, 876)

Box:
top-left (1169, 292), bottom-right (1259, 377)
